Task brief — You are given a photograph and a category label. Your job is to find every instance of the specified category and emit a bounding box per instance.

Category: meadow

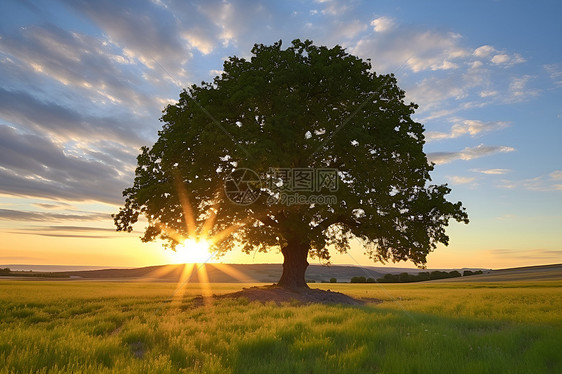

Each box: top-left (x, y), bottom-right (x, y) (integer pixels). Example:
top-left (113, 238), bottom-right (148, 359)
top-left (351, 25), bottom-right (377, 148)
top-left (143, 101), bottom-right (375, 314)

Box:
top-left (0, 279), bottom-right (560, 373)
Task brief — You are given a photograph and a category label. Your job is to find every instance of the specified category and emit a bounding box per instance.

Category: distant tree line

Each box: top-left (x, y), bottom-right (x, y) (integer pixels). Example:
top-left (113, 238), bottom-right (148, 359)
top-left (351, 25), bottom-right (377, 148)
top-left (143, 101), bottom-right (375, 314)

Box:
top-left (462, 270), bottom-right (484, 277)
top-left (376, 270), bottom-right (483, 283)
top-left (376, 271), bottom-right (460, 283)
top-left (329, 269), bottom-right (484, 284)
top-left (0, 268), bottom-right (68, 278)
top-left (350, 276), bottom-right (376, 283)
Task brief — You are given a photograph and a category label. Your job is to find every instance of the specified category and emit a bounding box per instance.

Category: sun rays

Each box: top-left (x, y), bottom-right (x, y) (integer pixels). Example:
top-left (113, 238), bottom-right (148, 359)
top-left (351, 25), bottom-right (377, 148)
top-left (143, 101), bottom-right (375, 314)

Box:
top-left (142, 176), bottom-right (253, 308)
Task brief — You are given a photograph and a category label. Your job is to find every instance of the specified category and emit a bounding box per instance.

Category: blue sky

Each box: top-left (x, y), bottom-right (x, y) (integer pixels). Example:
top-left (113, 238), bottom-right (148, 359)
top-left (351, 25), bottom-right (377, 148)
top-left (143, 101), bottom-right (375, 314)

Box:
top-left (0, 0), bottom-right (560, 269)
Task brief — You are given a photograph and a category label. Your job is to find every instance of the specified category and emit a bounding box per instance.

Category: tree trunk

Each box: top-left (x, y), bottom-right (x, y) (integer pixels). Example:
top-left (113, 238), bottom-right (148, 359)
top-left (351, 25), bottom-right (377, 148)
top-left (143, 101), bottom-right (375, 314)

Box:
top-left (277, 240), bottom-right (310, 289)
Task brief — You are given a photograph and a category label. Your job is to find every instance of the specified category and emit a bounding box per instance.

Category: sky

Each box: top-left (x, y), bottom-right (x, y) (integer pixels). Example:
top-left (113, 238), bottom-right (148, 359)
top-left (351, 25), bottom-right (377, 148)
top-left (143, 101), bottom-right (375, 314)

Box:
top-left (0, 0), bottom-right (560, 270)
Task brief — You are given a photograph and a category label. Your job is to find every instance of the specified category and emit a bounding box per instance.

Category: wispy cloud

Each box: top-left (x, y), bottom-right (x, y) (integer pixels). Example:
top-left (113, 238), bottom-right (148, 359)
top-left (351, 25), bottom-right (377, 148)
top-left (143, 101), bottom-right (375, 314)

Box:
top-left (33, 202), bottom-right (73, 210)
top-left (0, 25), bottom-right (157, 112)
top-left (351, 28), bottom-right (469, 73)
top-left (550, 170), bottom-right (562, 180)
top-left (471, 168), bottom-right (510, 175)
top-left (426, 119), bottom-right (509, 142)
top-left (10, 232), bottom-right (113, 239)
top-left (61, 0), bottom-right (189, 73)
top-left (544, 63), bottom-right (562, 86)
top-left (505, 75), bottom-right (540, 103)
top-left (0, 87), bottom-right (145, 145)
top-left (8, 225), bottom-right (131, 239)
top-left (314, 0), bottom-right (352, 16)
top-left (428, 144), bottom-right (515, 165)
top-left (447, 176), bottom-right (476, 184)
top-left (0, 125), bottom-right (132, 204)
top-left (498, 171), bottom-right (562, 192)
top-left (0, 209), bottom-right (109, 222)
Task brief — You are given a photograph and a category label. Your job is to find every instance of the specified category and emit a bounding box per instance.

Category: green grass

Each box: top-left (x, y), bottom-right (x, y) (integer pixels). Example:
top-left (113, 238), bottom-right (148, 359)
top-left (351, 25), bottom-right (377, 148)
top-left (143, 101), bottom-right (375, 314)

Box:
top-left (0, 280), bottom-right (560, 373)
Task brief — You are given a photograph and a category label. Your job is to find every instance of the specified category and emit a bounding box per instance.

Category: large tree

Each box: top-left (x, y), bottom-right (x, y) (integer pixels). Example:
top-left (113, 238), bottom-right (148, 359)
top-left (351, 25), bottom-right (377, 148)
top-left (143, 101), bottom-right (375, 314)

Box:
top-left (114, 39), bottom-right (468, 289)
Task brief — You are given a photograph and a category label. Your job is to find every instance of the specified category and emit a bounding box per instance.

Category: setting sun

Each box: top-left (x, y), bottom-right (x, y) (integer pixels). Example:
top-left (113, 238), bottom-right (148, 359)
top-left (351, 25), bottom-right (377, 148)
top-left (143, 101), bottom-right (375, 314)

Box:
top-left (168, 238), bottom-right (214, 264)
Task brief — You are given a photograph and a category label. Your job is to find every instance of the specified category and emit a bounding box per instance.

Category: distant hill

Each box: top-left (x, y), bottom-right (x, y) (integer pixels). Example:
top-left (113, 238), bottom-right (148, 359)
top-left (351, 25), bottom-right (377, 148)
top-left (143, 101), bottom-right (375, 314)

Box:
top-left (56, 263), bottom-right (562, 283)
top-left (432, 263), bottom-right (562, 282)
top-left (60, 263), bottom-right (388, 283)
top-left (3, 263), bottom-right (559, 283)
top-left (23, 263), bottom-right (562, 283)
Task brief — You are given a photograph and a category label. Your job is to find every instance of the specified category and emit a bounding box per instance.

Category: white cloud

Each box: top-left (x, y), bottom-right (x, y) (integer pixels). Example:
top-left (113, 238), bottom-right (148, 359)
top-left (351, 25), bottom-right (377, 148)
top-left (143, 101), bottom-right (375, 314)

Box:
top-left (473, 45), bottom-right (525, 66)
top-left (549, 171), bottom-right (562, 180)
top-left (491, 53), bottom-right (525, 66)
top-left (491, 54), bottom-right (510, 64)
top-left (447, 176), bottom-right (476, 184)
top-left (479, 90), bottom-right (498, 98)
top-left (181, 28), bottom-right (216, 55)
top-left (473, 45), bottom-right (496, 58)
top-left (428, 144), bottom-right (515, 165)
top-left (425, 119), bottom-right (509, 142)
top-left (209, 69), bottom-right (225, 78)
top-left (352, 29), bottom-right (470, 73)
top-left (371, 16), bottom-right (395, 33)
top-left (431, 60), bottom-right (458, 70)
top-left (471, 168), bottom-right (510, 175)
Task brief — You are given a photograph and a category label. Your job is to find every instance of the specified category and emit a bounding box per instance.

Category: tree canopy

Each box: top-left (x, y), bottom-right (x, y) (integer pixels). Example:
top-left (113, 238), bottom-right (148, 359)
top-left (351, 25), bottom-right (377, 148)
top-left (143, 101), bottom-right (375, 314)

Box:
top-left (114, 39), bottom-right (469, 288)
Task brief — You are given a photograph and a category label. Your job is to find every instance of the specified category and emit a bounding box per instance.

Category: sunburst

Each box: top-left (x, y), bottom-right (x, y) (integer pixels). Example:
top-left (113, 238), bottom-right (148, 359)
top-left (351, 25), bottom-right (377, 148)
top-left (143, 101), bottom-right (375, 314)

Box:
top-left (147, 176), bottom-right (255, 308)
top-left (168, 238), bottom-right (214, 264)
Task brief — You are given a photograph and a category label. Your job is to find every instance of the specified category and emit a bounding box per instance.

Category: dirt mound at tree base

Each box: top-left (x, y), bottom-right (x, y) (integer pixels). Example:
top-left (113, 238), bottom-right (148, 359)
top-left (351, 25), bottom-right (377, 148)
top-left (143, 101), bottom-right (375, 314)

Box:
top-left (210, 285), bottom-right (375, 306)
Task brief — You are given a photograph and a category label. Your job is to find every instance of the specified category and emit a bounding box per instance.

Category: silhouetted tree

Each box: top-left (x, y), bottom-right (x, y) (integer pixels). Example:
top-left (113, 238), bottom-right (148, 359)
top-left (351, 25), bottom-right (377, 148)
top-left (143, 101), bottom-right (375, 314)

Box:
top-left (114, 39), bottom-right (468, 289)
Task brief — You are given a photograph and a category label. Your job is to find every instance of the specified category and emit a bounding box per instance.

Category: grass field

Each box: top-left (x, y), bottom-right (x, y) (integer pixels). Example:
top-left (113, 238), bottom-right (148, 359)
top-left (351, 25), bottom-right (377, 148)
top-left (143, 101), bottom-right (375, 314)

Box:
top-left (1, 280), bottom-right (561, 373)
